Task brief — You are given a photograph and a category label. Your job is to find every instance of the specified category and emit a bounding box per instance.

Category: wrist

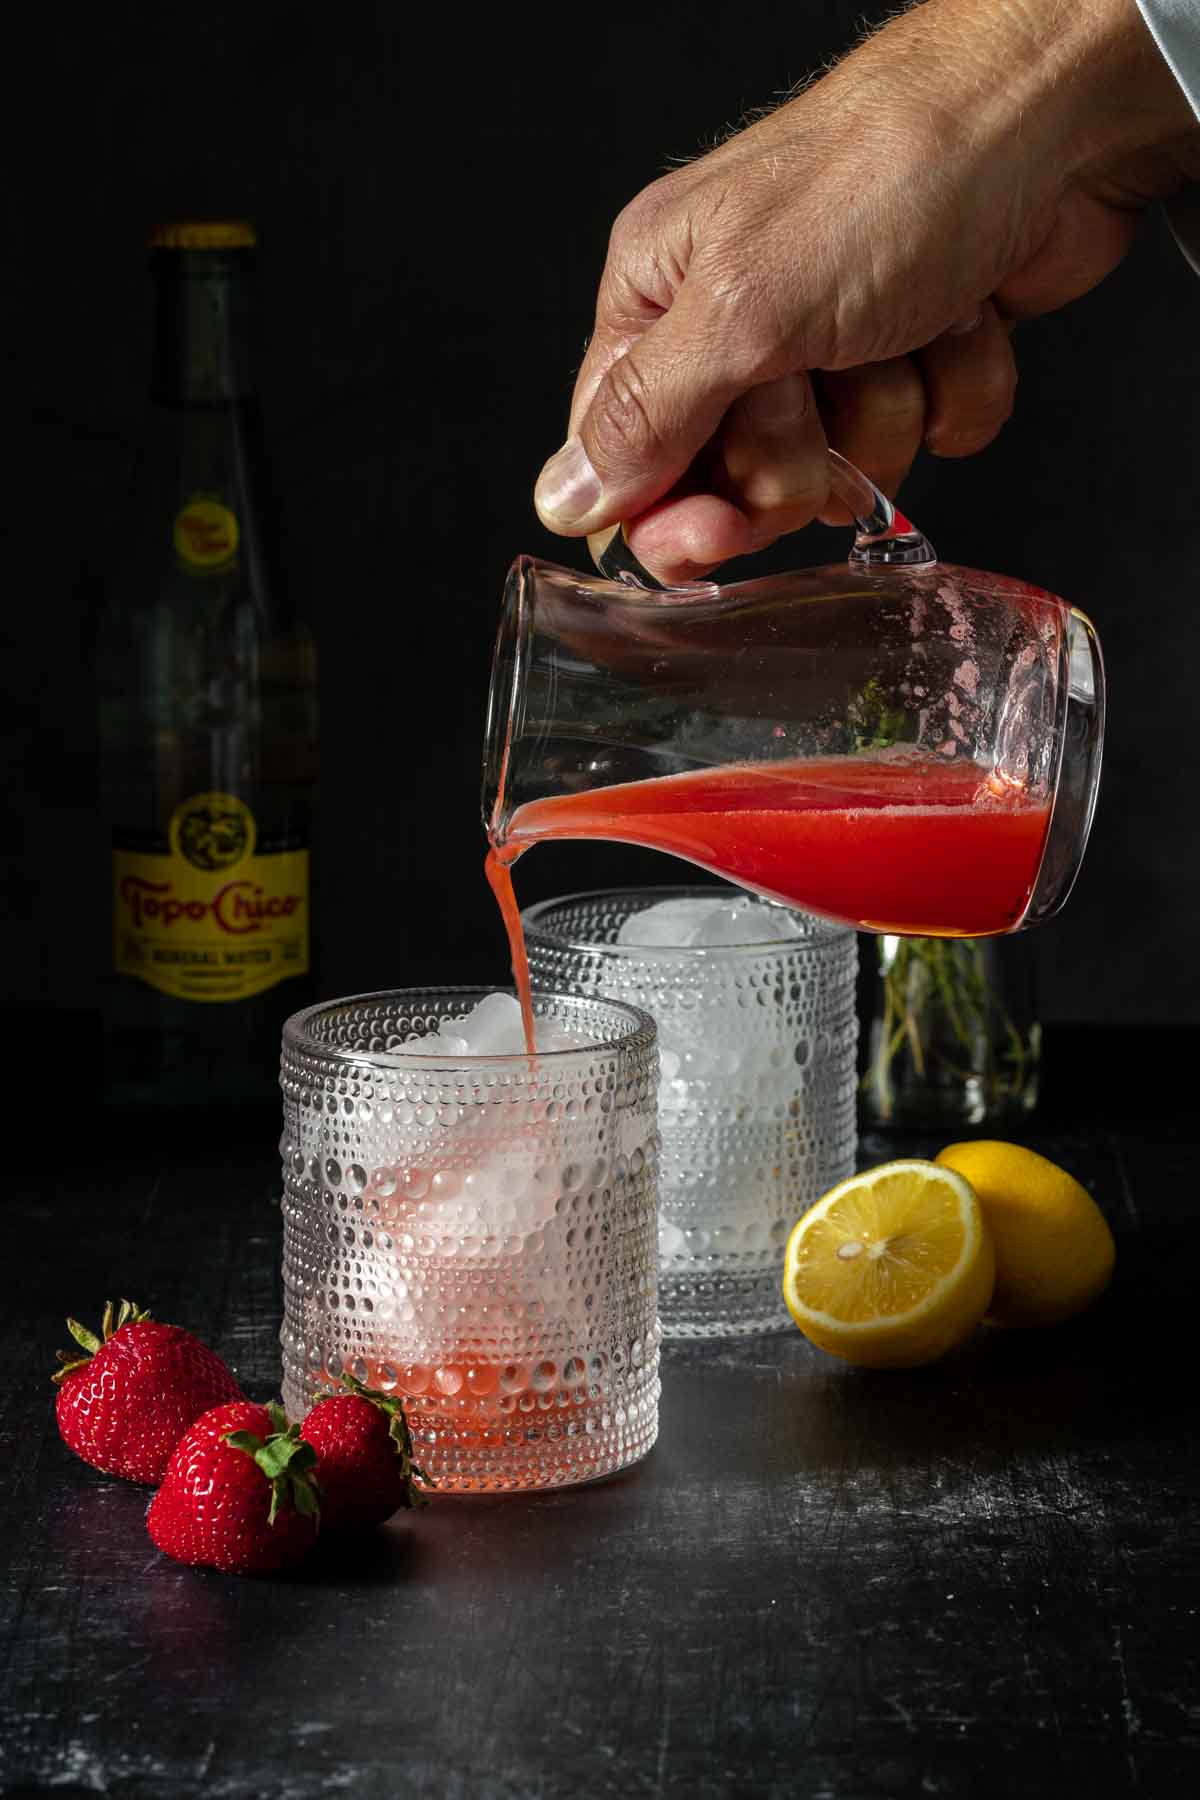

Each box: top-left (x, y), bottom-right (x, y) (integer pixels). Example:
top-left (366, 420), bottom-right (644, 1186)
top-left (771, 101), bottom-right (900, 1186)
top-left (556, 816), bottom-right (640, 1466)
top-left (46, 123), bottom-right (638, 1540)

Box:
top-left (944, 0), bottom-right (1198, 163)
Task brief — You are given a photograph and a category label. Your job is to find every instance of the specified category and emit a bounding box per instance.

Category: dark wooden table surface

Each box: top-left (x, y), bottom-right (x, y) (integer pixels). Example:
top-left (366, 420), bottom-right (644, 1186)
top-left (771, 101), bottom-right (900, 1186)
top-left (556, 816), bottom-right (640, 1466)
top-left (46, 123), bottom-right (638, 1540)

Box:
top-left (2, 1026), bottom-right (1197, 1799)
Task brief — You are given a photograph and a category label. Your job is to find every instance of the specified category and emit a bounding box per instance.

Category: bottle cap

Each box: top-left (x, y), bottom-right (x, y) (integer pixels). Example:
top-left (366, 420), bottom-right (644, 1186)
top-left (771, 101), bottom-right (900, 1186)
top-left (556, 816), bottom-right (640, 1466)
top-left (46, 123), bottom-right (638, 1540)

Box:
top-left (148, 221), bottom-right (257, 250)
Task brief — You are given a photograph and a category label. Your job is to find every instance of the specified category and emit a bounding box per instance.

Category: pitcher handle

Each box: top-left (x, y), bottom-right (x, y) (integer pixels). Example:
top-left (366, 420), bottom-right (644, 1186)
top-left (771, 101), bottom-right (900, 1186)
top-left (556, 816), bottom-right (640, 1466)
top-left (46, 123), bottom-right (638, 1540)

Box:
top-left (592, 449), bottom-right (937, 589)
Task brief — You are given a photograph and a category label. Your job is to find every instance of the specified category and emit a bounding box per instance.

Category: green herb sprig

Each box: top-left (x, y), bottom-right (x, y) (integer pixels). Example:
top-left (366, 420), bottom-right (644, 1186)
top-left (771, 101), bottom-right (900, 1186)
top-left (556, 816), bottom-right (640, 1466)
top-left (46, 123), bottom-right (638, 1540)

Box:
top-left (864, 935), bottom-right (1037, 1124)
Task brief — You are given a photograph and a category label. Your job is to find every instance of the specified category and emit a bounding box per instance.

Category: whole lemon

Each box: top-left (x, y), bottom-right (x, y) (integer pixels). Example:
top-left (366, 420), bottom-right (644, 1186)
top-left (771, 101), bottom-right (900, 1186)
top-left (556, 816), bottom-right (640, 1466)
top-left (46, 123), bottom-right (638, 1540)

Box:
top-left (935, 1140), bottom-right (1115, 1328)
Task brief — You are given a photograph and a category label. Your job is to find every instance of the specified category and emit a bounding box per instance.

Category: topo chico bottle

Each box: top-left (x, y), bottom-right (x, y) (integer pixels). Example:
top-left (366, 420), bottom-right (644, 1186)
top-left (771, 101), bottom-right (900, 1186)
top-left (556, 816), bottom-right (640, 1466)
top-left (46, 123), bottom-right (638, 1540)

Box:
top-left (97, 220), bottom-right (318, 1105)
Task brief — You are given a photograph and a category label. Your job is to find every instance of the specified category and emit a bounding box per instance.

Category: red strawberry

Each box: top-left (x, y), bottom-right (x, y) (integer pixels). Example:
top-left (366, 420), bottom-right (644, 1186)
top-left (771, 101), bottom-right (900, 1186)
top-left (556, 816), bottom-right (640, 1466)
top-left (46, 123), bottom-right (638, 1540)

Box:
top-left (300, 1375), bottom-right (433, 1530)
top-left (147, 1399), bottom-right (320, 1576)
top-left (53, 1298), bottom-right (244, 1484)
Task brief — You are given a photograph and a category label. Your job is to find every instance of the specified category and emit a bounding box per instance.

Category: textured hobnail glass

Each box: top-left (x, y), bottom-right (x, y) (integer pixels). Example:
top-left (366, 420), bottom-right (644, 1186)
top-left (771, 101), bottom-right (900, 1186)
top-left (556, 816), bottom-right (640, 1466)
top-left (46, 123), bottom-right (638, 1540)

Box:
top-left (279, 987), bottom-right (660, 1494)
top-left (522, 890), bottom-right (858, 1338)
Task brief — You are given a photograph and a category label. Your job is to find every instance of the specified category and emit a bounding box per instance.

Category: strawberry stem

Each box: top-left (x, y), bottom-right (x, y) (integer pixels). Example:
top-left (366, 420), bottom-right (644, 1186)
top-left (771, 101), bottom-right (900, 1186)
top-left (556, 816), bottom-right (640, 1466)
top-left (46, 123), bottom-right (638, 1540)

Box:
top-left (225, 1424), bottom-right (321, 1527)
top-left (52, 1298), bottom-right (153, 1385)
top-left (338, 1373), bottom-right (436, 1507)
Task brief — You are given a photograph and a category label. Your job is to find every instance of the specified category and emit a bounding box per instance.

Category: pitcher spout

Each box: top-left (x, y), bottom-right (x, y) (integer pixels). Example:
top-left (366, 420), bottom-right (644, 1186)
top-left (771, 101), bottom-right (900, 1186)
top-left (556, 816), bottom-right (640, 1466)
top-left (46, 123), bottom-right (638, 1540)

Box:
top-left (482, 553), bottom-right (535, 849)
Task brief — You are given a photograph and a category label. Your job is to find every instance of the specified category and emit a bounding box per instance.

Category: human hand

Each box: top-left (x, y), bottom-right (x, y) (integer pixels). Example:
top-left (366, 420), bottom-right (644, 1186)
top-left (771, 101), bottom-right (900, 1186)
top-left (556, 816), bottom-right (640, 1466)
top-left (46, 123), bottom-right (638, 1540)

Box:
top-left (534, 0), bottom-right (1199, 583)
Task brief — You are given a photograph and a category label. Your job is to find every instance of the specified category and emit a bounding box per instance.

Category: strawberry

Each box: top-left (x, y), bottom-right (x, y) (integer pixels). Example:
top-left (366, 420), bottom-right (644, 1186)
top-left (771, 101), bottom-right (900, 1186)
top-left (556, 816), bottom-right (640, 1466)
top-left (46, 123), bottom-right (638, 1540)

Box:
top-left (300, 1374), bottom-right (433, 1530)
top-left (53, 1298), bottom-right (244, 1484)
top-left (147, 1399), bottom-right (320, 1576)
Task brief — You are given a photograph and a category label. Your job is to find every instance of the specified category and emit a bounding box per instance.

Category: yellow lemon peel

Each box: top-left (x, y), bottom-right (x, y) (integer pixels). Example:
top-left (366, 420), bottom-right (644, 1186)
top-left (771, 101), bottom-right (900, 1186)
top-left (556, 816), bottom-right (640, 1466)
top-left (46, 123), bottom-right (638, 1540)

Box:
top-left (935, 1140), bottom-right (1115, 1328)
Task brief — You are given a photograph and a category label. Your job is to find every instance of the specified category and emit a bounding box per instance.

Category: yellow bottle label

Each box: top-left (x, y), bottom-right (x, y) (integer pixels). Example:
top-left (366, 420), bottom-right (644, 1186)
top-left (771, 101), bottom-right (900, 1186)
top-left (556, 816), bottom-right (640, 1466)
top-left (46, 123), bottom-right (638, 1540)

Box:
top-left (113, 793), bottom-right (308, 1003)
top-left (174, 496), bottom-right (240, 569)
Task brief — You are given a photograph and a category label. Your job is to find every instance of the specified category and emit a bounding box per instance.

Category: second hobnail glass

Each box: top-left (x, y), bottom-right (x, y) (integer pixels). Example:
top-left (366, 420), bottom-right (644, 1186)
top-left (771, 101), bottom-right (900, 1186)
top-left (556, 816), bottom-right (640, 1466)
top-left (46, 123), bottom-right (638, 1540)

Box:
top-left (522, 889), bottom-right (859, 1338)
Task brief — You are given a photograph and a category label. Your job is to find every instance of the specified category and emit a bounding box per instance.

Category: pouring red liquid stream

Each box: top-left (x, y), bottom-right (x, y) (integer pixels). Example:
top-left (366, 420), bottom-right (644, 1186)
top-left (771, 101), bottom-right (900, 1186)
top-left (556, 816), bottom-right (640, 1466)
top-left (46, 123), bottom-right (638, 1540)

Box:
top-left (485, 849), bottom-right (538, 1053)
top-left (487, 753), bottom-right (1053, 1054)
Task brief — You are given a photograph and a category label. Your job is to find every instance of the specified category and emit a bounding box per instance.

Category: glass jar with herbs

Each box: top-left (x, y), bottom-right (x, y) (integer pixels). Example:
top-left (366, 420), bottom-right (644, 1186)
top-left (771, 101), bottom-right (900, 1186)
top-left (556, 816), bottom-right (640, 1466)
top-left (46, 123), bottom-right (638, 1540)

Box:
top-left (860, 934), bottom-right (1040, 1131)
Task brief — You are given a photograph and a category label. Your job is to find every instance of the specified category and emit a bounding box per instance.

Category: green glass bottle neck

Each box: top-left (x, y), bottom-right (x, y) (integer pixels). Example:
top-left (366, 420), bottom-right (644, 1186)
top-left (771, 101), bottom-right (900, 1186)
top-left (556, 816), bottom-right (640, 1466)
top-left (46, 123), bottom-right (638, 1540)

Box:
top-left (150, 249), bottom-right (259, 408)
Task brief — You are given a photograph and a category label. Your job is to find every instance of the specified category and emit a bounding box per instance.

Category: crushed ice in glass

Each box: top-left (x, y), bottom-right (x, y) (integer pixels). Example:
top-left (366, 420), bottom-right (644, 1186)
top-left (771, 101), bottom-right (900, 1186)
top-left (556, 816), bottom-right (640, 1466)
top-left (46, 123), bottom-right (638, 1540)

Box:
top-left (405, 992), bottom-right (584, 1057)
top-left (617, 893), bottom-right (807, 949)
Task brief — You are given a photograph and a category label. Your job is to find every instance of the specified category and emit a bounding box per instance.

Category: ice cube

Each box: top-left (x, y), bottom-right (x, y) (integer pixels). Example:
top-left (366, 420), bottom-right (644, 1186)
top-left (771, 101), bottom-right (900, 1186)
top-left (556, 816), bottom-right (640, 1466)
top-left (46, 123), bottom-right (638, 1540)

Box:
top-left (617, 896), bottom-right (730, 948)
top-left (452, 992), bottom-right (528, 1056)
top-left (396, 994), bottom-right (590, 1061)
top-left (620, 893), bottom-right (807, 950)
top-left (747, 903), bottom-right (807, 943)
top-left (692, 895), bottom-right (805, 946)
top-left (690, 899), bottom-right (758, 947)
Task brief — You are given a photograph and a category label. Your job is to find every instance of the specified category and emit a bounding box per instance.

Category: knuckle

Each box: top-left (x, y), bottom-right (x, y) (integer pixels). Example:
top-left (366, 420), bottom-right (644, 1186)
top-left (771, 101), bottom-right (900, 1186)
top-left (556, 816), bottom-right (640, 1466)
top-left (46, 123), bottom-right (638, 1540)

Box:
top-left (826, 362), bottom-right (926, 441)
top-left (610, 186), bottom-right (660, 246)
top-left (860, 367), bottom-right (926, 430)
top-left (952, 353), bottom-right (1017, 417)
top-left (736, 373), bottom-right (813, 432)
top-left (742, 463), bottom-right (828, 515)
top-left (610, 178), bottom-right (677, 263)
top-left (746, 491), bottom-right (826, 538)
top-left (932, 369), bottom-right (1017, 451)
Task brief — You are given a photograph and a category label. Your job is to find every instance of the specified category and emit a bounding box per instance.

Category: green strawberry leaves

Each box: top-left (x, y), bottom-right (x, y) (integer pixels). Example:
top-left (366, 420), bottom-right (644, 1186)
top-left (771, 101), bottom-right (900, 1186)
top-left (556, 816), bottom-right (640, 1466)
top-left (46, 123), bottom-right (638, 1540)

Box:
top-left (52, 1298), bottom-right (153, 1385)
top-left (225, 1422), bottom-right (322, 1527)
top-left (339, 1373), bottom-right (436, 1508)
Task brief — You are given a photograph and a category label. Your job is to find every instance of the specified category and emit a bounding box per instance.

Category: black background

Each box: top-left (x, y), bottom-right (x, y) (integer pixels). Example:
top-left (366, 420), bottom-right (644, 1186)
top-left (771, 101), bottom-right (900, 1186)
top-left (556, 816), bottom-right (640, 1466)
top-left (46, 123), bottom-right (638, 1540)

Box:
top-left (12, 0), bottom-right (1200, 1025)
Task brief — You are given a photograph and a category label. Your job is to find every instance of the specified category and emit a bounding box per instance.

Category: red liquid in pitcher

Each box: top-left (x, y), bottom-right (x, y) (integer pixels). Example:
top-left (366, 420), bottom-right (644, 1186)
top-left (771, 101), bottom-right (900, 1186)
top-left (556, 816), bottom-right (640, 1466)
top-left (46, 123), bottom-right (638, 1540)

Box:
top-left (487, 754), bottom-right (1052, 1050)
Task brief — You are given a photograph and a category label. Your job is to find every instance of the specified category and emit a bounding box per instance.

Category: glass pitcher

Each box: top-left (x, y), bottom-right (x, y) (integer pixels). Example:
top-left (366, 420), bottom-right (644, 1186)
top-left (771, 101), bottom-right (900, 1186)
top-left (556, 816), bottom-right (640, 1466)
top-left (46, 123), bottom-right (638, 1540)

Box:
top-left (482, 453), bottom-right (1104, 938)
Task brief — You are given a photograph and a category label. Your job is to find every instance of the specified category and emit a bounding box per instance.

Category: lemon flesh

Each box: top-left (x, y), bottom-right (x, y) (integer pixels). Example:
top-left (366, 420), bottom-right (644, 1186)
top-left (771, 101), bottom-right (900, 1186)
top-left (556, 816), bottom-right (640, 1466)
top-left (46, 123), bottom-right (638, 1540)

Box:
top-left (935, 1140), bottom-right (1115, 1328)
top-left (783, 1160), bottom-right (995, 1368)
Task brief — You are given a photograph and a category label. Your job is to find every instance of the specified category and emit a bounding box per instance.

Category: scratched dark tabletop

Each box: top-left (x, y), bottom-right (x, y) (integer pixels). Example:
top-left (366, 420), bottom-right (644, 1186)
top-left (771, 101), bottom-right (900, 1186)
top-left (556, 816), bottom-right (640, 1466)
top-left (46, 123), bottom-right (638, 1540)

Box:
top-left (2, 1025), bottom-right (1197, 1800)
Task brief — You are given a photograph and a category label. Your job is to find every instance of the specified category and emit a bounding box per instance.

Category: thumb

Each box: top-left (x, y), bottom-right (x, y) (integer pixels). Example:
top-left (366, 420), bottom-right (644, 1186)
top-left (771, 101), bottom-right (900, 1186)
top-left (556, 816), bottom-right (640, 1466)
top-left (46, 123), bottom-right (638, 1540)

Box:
top-left (534, 301), bottom-right (746, 539)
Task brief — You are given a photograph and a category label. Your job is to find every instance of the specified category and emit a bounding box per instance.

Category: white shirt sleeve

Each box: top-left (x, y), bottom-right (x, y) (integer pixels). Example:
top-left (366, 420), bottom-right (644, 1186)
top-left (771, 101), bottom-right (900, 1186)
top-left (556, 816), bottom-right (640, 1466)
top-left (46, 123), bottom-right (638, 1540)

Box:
top-left (1136, 2), bottom-right (1200, 274)
top-left (1136, 0), bottom-right (1200, 120)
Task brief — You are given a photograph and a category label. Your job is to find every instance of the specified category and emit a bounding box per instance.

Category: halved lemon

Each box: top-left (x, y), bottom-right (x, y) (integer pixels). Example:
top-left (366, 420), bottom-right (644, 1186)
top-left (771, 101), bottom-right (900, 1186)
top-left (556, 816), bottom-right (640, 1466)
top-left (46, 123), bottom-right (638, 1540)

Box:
top-left (783, 1160), bottom-right (995, 1368)
top-left (935, 1140), bottom-right (1115, 1327)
